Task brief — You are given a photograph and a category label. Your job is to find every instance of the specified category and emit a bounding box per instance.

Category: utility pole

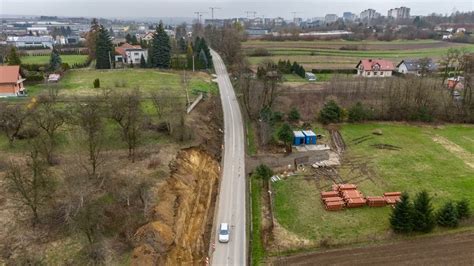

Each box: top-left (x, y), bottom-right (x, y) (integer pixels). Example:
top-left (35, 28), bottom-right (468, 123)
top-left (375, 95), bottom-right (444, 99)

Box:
top-left (209, 7), bottom-right (220, 20)
top-left (290, 11), bottom-right (302, 21)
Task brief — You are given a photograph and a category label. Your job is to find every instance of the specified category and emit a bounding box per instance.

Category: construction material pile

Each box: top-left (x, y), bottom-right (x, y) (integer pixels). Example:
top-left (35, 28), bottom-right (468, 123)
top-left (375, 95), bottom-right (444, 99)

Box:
top-left (321, 183), bottom-right (402, 211)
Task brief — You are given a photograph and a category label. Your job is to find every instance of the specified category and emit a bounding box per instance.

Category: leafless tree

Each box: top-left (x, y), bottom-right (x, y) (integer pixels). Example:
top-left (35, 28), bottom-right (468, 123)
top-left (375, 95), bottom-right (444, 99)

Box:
top-left (150, 90), bottom-right (186, 134)
top-left (0, 103), bottom-right (28, 146)
top-left (72, 97), bottom-right (106, 178)
top-left (30, 95), bottom-right (67, 165)
top-left (4, 150), bottom-right (55, 226)
top-left (109, 90), bottom-right (143, 162)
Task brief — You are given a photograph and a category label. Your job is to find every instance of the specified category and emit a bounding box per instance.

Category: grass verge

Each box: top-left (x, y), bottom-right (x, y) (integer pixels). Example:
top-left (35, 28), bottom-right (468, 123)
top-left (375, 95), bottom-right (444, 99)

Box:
top-left (250, 176), bottom-right (265, 265)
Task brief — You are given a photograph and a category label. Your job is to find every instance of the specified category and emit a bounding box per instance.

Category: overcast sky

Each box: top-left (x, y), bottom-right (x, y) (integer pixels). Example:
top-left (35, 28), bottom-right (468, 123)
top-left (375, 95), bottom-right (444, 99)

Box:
top-left (1, 0), bottom-right (473, 19)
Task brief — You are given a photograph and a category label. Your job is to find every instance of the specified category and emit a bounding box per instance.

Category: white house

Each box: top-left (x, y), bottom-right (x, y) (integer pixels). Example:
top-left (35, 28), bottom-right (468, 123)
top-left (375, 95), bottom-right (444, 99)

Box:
top-left (356, 59), bottom-right (395, 78)
top-left (115, 43), bottom-right (148, 65)
top-left (397, 59), bottom-right (437, 76)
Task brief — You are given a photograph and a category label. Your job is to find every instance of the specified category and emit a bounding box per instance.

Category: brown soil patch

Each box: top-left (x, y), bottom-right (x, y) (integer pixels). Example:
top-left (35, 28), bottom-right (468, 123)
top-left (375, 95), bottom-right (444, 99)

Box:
top-left (432, 136), bottom-right (474, 169)
top-left (131, 148), bottom-right (220, 265)
top-left (271, 230), bottom-right (474, 266)
top-left (269, 221), bottom-right (313, 252)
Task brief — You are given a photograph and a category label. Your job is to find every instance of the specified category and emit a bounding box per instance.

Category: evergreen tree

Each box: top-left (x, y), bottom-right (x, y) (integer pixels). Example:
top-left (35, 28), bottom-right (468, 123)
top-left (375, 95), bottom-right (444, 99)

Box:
top-left (49, 49), bottom-right (62, 71)
top-left (288, 107), bottom-right (301, 122)
top-left (390, 192), bottom-right (414, 233)
top-left (178, 37), bottom-right (187, 53)
top-left (277, 123), bottom-right (293, 152)
top-left (437, 201), bottom-right (459, 228)
top-left (198, 49), bottom-right (208, 69)
top-left (413, 190), bottom-right (435, 233)
top-left (131, 35), bottom-right (138, 45)
top-left (95, 26), bottom-right (113, 69)
top-left (319, 100), bottom-right (343, 124)
top-left (456, 199), bottom-right (470, 220)
top-left (7, 47), bottom-right (21, 65)
top-left (125, 33), bottom-right (132, 44)
top-left (140, 54), bottom-right (147, 68)
top-left (186, 43), bottom-right (194, 70)
top-left (150, 22), bottom-right (171, 68)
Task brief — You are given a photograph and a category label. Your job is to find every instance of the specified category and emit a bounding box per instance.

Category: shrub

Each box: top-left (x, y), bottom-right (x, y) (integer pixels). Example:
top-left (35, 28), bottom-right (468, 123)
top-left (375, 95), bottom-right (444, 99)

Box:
top-left (437, 201), bottom-right (459, 228)
top-left (288, 107), bottom-right (301, 122)
top-left (272, 111), bottom-right (283, 123)
top-left (456, 199), bottom-right (470, 220)
top-left (319, 100), bottom-right (343, 124)
top-left (254, 164), bottom-right (273, 180)
top-left (390, 192), bottom-right (414, 233)
top-left (250, 48), bottom-right (271, 57)
top-left (348, 102), bottom-right (371, 122)
top-left (93, 78), bottom-right (100, 88)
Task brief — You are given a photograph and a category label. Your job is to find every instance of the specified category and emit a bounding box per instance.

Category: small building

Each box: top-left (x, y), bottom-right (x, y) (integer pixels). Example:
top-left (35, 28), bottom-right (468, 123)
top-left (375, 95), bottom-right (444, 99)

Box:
top-left (396, 59), bottom-right (437, 76)
top-left (115, 43), bottom-right (148, 65)
top-left (305, 72), bottom-right (317, 81)
top-left (0, 65), bottom-right (27, 97)
top-left (48, 74), bottom-right (61, 83)
top-left (356, 59), bottom-right (395, 78)
top-left (302, 130), bottom-right (317, 145)
top-left (293, 131), bottom-right (305, 146)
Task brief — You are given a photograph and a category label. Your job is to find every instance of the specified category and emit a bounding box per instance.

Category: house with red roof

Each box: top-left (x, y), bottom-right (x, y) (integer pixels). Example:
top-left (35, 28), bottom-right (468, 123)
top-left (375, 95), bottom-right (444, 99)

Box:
top-left (114, 43), bottom-right (148, 65)
top-left (0, 65), bottom-right (27, 97)
top-left (356, 59), bottom-right (395, 77)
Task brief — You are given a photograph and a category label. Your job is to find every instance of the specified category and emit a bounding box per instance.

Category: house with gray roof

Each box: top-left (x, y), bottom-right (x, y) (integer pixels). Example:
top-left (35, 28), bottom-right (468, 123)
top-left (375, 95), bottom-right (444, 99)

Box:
top-left (396, 59), bottom-right (437, 76)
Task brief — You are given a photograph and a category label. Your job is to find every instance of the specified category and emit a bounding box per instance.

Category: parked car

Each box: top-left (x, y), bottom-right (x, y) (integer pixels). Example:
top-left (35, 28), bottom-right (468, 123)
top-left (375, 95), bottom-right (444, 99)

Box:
top-left (218, 223), bottom-right (230, 243)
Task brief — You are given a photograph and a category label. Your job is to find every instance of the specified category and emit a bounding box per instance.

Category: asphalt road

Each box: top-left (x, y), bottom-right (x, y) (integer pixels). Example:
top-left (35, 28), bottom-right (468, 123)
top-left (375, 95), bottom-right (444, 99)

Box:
top-left (210, 50), bottom-right (247, 266)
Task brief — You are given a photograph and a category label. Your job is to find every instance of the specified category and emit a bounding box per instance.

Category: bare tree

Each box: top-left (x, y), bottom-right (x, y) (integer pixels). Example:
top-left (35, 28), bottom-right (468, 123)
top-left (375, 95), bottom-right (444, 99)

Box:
top-left (150, 90), bottom-right (186, 134)
top-left (31, 95), bottom-right (67, 165)
top-left (110, 90), bottom-right (143, 162)
top-left (4, 150), bottom-right (55, 226)
top-left (72, 97), bottom-right (106, 178)
top-left (0, 103), bottom-right (28, 146)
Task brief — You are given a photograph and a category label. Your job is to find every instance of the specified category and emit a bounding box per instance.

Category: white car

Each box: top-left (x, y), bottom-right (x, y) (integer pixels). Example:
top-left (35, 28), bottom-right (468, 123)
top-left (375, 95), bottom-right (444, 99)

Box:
top-left (218, 223), bottom-right (230, 243)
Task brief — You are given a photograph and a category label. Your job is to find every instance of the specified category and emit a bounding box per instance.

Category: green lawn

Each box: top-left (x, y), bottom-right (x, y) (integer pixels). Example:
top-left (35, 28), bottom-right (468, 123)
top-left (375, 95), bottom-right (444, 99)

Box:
top-left (20, 54), bottom-right (89, 65)
top-left (272, 123), bottom-right (474, 249)
top-left (250, 176), bottom-right (265, 265)
top-left (283, 73), bottom-right (334, 83)
top-left (26, 69), bottom-right (217, 96)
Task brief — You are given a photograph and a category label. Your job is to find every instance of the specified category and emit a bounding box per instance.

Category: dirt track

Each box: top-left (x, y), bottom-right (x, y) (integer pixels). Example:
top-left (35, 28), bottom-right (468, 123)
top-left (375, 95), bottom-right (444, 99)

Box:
top-left (271, 231), bottom-right (474, 266)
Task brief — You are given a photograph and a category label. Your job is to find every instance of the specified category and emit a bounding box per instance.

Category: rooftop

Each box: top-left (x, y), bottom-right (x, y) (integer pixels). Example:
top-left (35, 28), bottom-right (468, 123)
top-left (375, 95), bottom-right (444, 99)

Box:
top-left (0, 65), bottom-right (21, 84)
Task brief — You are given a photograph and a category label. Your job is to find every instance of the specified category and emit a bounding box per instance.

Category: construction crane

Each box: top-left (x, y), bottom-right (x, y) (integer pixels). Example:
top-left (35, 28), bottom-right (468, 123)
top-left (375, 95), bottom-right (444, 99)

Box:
top-left (194, 11), bottom-right (208, 23)
top-left (245, 11), bottom-right (257, 19)
top-left (290, 11), bottom-right (302, 21)
top-left (209, 7), bottom-right (220, 20)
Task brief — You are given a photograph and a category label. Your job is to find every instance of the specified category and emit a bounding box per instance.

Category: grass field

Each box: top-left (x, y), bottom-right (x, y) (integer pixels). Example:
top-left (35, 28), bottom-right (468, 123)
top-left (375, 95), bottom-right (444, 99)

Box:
top-left (272, 123), bottom-right (474, 249)
top-left (26, 69), bottom-right (217, 96)
top-left (20, 54), bottom-right (89, 65)
top-left (244, 40), bottom-right (474, 70)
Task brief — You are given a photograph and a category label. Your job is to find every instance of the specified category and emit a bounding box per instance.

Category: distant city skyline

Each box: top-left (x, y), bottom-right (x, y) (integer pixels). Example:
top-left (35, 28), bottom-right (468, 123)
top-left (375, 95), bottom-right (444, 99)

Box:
top-left (1, 0), bottom-right (473, 20)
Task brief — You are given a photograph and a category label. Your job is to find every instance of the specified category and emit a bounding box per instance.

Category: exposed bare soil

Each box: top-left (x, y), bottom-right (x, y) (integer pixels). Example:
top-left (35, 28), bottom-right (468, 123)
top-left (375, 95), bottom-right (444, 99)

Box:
top-left (432, 136), bottom-right (474, 169)
top-left (271, 230), bottom-right (474, 266)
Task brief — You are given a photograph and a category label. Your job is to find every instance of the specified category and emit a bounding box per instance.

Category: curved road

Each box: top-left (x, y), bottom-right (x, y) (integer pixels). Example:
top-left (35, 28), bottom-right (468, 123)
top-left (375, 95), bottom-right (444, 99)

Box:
top-left (210, 50), bottom-right (247, 266)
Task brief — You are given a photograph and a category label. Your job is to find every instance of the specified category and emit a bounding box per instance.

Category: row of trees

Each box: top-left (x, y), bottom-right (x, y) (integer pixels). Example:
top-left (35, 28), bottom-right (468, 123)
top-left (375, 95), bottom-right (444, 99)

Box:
top-left (276, 59), bottom-right (306, 78)
top-left (391, 191), bottom-right (470, 233)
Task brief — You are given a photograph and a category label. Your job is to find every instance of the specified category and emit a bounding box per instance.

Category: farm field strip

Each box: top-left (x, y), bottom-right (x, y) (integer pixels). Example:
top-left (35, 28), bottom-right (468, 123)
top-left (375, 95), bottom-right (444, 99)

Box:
top-left (20, 54), bottom-right (89, 65)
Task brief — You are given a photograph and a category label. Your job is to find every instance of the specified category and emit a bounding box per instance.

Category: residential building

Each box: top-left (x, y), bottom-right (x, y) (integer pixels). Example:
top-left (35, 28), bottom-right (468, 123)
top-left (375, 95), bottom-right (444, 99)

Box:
top-left (360, 9), bottom-right (380, 22)
top-left (356, 59), bottom-right (395, 77)
top-left (115, 43), bottom-right (148, 65)
top-left (397, 59), bottom-right (437, 76)
top-left (343, 12), bottom-right (357, 22)
top-left (388, 7), bottom-right (411, 20)
top-left (0, 65), bottom-right (27, 97)
top-left (325, 14), bottom-right (338, 23)
top-left (245, 28), bottom-right (269, 38)
top-left (7, 36), bottom-right (54, 49)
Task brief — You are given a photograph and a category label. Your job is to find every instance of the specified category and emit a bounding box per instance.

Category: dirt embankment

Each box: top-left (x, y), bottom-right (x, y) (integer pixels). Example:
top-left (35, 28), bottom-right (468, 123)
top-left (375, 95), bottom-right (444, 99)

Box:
top-left (131, 148), bottom-right (220, 265)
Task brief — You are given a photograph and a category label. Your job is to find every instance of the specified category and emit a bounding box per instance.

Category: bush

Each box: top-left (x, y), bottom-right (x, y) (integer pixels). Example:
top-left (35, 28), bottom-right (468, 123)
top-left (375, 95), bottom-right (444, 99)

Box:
top-left (288, 107), bottom-right (301, 122)
top-left (456, 199), bottom-right (470, 220)
top-left (437, 201), bottom-right (459, 228)
top-left (93, 78), bottom-right (100, 88)
top-left (254, 164), bottom-right (273, 180)
top-left (272, 111), bottom-right (283, 123)
top-left (319, 100), bottom-right (343, 124)
top-left (348, 102), bottom-right (371, 122)
top-left (250, 48), bottom-right (271, 57)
